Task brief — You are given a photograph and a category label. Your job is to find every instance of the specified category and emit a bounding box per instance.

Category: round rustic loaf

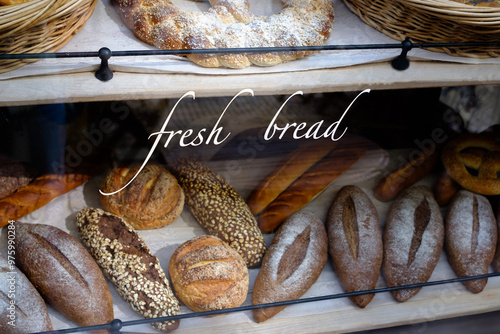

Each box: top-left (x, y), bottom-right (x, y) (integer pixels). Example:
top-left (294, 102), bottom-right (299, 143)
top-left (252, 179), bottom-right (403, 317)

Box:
top-left (169, 235), bottom-right (249, 312)
top-left (100, 163), bottom-right (184, 230)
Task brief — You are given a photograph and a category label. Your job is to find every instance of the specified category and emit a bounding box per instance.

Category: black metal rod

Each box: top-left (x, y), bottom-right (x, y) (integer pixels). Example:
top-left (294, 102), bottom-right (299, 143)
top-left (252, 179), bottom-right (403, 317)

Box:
top-left (1, 41), bottom-right (499, 60)
top-left (34, 271), bottom-right (500, 334)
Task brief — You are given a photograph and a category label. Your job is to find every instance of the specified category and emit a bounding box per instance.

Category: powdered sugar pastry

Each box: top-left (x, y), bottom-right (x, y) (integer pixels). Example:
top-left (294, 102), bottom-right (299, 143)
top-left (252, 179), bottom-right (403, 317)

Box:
top-left (114, 0), bottom-right (335, 68)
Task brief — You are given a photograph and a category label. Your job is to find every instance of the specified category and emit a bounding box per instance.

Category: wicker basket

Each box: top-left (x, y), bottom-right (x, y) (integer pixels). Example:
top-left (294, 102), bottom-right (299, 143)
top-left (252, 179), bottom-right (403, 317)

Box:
top-left (343, 0), bottom-right (500, 58)
top-left (0, 0), bottom-right (98, 73)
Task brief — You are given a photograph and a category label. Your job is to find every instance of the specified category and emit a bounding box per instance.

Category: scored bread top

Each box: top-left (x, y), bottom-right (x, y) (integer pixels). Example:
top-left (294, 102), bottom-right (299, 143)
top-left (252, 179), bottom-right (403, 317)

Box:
top-left (169, 235), bottom-right (249, 312)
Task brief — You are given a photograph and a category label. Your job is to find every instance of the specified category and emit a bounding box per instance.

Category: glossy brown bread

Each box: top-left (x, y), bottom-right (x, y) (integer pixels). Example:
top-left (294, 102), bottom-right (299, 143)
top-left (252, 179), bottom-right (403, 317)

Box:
top-left (169, 235), bottom-right (249, 312)
top-left (0, 173), bottom-right (90, 228)
top-left (100, 163), bottom-right (185, 230)
top-left (252, 210), bottom-right (328, 322)
top-left (375, 149), bottom-right (439, 202)
top-left (382, 185), bottom-right (444, 302)
top-left (327, 185), bottom-right (382, 308)
top-left (76, 208), bottom-right (180, 333)
top-left (171, 157), bottom-right (266, 268)
top-left (247, 139), bottom-right (338, 215)
top-left (0, 256), bottom-right (53, 333)
top-left (445, 190), bottom-right (497, 293)
top-left (13, 222), bottom-right (113, 331)
top-left (257, 136), bottom-right (366, 233)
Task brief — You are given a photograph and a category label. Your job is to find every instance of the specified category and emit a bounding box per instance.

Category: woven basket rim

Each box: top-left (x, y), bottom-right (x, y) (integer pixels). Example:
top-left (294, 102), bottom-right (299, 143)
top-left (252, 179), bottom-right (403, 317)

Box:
top-left (406, 0), bottom-right (500, 15)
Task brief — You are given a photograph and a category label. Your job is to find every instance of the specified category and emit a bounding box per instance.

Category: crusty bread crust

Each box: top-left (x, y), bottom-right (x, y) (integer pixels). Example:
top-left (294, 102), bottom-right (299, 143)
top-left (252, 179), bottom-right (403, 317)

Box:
top-left (13, 222), bottom-right (113, 331)
top-left (100, 163), bottom-right (184, 230)
top-left (172, 157), bottom-right (266, 268)
top-left (445, 190), bottom-right (497, 293)
top-left (169, 235), bottom-right (249, 312)
top-left (76, 208), bottom-right (180, 332)
top-left (252, 210), bottom-right (327, 322)
top-left (327, 185), bottom-right (382, 308)
top-left (382, 185), bottom-right (444, 302)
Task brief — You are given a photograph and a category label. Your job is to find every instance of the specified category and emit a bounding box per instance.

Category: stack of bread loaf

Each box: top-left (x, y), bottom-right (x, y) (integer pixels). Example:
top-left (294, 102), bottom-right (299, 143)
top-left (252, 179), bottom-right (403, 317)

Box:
top-left (2, 125), bottom-right (500, 332)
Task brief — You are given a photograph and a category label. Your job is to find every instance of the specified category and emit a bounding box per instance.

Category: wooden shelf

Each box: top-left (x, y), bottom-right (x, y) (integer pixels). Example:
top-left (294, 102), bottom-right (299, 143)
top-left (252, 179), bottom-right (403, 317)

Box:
top-left (1, 60), bottom-right (500, 106)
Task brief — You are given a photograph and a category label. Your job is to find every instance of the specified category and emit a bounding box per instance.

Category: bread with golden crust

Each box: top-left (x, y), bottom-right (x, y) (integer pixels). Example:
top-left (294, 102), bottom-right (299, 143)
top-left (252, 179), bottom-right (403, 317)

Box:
top-left (100, 163), bottom-right (184, 230)
top-left (169, 235), bottom-right (249, 313)
top-left (0, 173), bottom-right (91, 228)
top-left (113, 0), bottom-right (335, 68)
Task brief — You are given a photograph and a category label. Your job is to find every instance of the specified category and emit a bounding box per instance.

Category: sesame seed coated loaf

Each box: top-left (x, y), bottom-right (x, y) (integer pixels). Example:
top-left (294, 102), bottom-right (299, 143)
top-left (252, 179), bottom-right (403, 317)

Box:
top-left (171, 158), bottom-right (267, 268)
top-left (75, 208), bottom-right (180, 332)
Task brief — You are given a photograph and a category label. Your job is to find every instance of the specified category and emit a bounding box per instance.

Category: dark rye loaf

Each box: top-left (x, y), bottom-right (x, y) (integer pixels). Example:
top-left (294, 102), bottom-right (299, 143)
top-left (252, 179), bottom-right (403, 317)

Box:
top-left (445, 190), bottom-right (497, 293)
top-left (327, 185), bottom-right (382, 308)
top-left (382, 185), bottom-right (444, 302)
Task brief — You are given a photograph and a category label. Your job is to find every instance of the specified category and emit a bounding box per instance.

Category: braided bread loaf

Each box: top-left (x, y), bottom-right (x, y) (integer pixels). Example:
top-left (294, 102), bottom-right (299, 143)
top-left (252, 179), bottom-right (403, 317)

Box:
top-left (114, 0), bottom-right (335, 68)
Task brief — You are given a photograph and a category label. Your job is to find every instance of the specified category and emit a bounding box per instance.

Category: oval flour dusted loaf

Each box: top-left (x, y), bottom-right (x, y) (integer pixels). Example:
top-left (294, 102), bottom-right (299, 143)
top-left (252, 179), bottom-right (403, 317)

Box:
top-left (327, 185), bottom-right (382, 308)
top-left (169, 235), bottom-right (249, 312)
top-left (76, 208), bottom-right (180, 332)
top-left (445, 190), bottom-right (497, 293)
top-left (0, 256), bottom-right (53, 333)
top-left (382, 185), bottom-right (444, 302)
top-left (13, 222), bottom-right (114, 331)
top-left (252, 210), bottom-right (327, 322)
top-left (171, 157), bottom-right (266, 268)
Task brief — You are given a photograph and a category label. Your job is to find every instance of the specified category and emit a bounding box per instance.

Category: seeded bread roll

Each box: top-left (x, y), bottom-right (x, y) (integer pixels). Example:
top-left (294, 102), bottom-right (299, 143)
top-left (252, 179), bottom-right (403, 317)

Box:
top-left (169, 235), bottom-right (249, 312)
top-left (100, 163), bottom-right (184, 230)
top-left (327, 185), bottom-right (382, 308)
top-left (252, 210), bottom-right (327, 322)
top-left (13, 222), bottom-right (113, 331)
top-left (76, 208), bottom-right (180, 332)
top-left (382, 185), bottom-right (444, 302)
top-left (445, 190), bottom-right (497, 293)
top-left (0, 256), bottom-right (53, 334)
top-left (171, 157), bottom-right (266, 268)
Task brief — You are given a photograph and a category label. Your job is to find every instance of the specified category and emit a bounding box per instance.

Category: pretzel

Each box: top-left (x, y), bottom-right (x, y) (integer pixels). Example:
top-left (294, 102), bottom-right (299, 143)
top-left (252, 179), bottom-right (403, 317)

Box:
top-left (441, 133), bottom-right (500, 195)
top-left (113, 0), bottom-right (335, 68)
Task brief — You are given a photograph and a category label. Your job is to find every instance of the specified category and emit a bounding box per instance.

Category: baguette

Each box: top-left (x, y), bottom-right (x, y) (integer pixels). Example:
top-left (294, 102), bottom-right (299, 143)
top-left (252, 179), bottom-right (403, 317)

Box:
top-left (327, 185), bottom-right (382, 308)
top-left (257, 136), bottom-right (366, 233)
top-left (375, 149), bottom-right (439, 202)
top-left (76, 208), bottom-right (180, 332)
top-left (246, 139), bottom-right (338, 215)
top-left (445, 190), bottom-right (497, 293)
top-left (13, 222), bottom-right (113, 331)
top-left (252, 210), bottom-right (327, 322)
top-left (382, 185), bottom-right (444, 302)
top-left (433, 170), bottom-right (460, 206)
top-left (0, 256), bottom-right (53, 334)
top-left (171, 157), bottom-right (266, 268)
top-left (0, 173), bottom-right (91, 228)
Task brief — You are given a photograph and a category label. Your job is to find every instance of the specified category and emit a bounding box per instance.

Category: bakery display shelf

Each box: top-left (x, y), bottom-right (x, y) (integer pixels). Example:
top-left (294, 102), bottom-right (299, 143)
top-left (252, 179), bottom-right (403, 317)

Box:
top-left (2, 60), bottom-right (500, 107)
